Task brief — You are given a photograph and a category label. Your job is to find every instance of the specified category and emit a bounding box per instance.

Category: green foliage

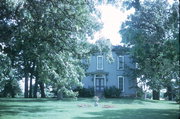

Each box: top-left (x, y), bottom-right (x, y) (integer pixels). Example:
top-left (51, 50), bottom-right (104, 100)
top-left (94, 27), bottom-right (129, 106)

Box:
top-left (1, 79), bottom-right (21, 98)
top-left (104, 86), bottom-right (121, 98)
top-left (0, 0), bottom-right (104, 98)
top-left (120, 0), bottom-right (179, 100)
top-left (122, 0), bottom-right (140, 10)
top-left (0, 69), bottom-right (22, 98)
top-left (0, 53), bottom-right (11, 81)
top-left (94, 38), bottom-right (114, 62)
top-left (74, 87), bottom-right (94, 97)
top-left (175, 93), bottom-right (180, 104)
top-left (136, 86), bottom-right (144, 98)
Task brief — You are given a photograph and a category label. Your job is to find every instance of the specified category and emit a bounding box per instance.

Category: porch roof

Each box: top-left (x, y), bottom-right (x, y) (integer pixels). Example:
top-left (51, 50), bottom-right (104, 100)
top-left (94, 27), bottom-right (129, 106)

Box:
top-left (86, 71), bottom-right (109, 75)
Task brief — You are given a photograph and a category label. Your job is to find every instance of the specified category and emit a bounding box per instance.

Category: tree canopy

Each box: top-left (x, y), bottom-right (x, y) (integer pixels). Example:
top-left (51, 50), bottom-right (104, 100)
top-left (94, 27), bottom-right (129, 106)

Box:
top-left (120, 0), bottom-right (179, 100)
top-left (0, 0), bottom-right (103, 99)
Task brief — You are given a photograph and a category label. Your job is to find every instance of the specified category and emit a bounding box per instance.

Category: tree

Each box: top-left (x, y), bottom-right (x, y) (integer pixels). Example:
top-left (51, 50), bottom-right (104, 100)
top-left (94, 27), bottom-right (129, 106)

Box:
top-left (120, 0), bottom-right (179, 100)
top-left (0, 0), bottom-right (103, 99)
top-left (93, 38), bottom-right (113, 62)
top-left (1, 69), bottom-right (21, 98)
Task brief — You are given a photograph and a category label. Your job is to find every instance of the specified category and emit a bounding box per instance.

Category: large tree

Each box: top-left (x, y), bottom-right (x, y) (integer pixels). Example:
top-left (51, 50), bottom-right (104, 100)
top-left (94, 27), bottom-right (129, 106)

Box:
top-left (0, 0), bottom-right (102, 99)
top-left (120, 0), bottom-right (179, 100)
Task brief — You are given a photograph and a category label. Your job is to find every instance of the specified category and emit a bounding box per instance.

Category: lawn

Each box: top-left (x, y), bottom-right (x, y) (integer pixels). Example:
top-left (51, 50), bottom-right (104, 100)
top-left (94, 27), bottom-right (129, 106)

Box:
top-left (0, 98), bottom-right (179, 119)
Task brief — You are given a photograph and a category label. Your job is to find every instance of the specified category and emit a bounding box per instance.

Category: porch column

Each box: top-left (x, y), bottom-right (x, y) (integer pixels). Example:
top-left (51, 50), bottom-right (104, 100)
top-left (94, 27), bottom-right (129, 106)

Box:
top-left (104, 75), bottom-right (106, 88)
top-left (93, 74), bottom-right (96, 95)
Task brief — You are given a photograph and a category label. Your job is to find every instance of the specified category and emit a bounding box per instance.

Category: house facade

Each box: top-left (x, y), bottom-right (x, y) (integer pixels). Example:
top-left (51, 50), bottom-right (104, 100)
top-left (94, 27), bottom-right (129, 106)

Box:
top-left (82, 46), bottom-right (137, 97)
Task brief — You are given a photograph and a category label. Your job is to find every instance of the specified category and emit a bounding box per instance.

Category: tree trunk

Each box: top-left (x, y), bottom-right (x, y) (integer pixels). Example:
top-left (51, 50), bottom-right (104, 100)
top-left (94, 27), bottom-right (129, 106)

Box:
top-left (57, 91), bottom-right (63, 100)
top-left (29, 61), bottom-right (35, 98)
top-left (33, 78), bottom-right (38, 98)
top-left (152, 90), bottom-right (160, 100)
top-left (29, 73), bottom-right (33, 98)
top-left (39, 81), bottom-right (46, 98)
top-left (167, 86), bottom-right (172, 101)
top-left (24, 71), bottom-right (29, 98)
top-left (11, 90), bottom-right (15, 98)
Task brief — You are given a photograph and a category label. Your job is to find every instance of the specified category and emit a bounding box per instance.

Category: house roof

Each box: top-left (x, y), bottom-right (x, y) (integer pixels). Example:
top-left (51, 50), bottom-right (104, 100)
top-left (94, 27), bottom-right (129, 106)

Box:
top-left (112, 45), bottom-right (130, 55)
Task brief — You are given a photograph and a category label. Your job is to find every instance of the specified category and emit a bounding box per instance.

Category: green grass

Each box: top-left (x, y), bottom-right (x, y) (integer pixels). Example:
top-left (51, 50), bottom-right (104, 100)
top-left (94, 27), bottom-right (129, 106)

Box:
top-left (0, 98), bottom-right (179, 119)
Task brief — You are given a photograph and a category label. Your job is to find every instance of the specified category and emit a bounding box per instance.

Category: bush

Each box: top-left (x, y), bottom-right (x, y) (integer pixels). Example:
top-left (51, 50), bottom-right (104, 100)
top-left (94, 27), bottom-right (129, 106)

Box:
top-left (136, 87), bottom-right (144, 98)
top-left (0, 92), bottom-right (3, 97)
top-left (63, 89), bottom-right (78, 98)
top-left (174, 88), bottom-right (180, 103)
top-left (104, 86), bottom-right (121, 98)
top-left (74, 87), bottom-right (94, 97)
top-left (175, 95), bottom-right (180, 103)
top-left (1, 79), bottom-right (21, 98)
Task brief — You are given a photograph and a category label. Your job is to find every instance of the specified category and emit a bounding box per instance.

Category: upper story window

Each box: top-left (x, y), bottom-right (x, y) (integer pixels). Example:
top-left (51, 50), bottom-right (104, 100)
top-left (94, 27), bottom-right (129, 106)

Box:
top-left (135, 63), bottom-right (139, 69)
top-left (118, 56), bottom-right (124, 70)
top-left (97, 56), bottom-right (103, 70)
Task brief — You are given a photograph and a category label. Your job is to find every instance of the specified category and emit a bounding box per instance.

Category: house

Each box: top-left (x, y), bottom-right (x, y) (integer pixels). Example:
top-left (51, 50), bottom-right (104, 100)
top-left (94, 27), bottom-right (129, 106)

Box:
top-left (82, 46), bottom-right (137, 97)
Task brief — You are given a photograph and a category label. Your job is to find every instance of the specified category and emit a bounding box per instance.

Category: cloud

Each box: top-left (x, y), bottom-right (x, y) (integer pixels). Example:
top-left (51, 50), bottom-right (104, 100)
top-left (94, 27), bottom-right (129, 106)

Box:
top-left (90, 4), bottom-right (134, 45)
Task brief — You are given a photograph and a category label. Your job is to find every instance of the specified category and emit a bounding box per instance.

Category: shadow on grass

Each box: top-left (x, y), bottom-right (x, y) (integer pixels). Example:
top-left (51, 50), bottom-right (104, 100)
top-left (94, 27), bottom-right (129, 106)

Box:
top-left (0, 98), bottom-right (57, 102)
top-left (98, 98), bottom-right (178, 105)
top-left (0, 104), bottom-right (63, 117)
top-left (98, 98), bottom-right (142, 105)
top-left (74, 108), bottom-right (179, 119)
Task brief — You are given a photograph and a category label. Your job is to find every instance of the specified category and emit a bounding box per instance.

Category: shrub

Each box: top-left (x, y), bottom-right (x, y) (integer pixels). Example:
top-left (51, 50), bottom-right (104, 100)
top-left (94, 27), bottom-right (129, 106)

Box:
top-left (136, 86), bottom-right (144, 98)
top-left (1, 79), bottom-right (21, 98)
top-left (0, 92), bottom-right (3, 97)
top-left (104, 86), bottom-right (121, 98)
top-left (74, 87), bottom-right (94, 97)
top-left (175, 94), bottom-right (180, 103)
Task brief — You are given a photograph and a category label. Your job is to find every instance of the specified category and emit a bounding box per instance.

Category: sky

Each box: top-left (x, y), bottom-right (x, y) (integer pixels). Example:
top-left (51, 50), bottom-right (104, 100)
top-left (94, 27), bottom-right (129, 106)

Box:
top-left (90, 0), bottom-right (175, 46)
top-left (90, 4), bottom-right (135, 46)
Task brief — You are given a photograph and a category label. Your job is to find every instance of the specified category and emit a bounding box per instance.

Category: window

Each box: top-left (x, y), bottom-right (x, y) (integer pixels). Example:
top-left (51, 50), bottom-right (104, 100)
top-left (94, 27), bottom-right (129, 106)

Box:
top-left (135, 63), bottom-right (139, 69)
top-left (118, 56), bottom-right (124, 70)
top-left (97, 56), bottom-right (103, 70)
top-left (118, 76), bottom-right (124, 92)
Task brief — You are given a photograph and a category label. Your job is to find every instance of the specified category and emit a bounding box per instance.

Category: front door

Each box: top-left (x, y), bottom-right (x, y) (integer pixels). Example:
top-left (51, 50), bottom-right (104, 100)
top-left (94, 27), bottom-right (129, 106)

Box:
top-left (96, 78), bottom-right (104, 95)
